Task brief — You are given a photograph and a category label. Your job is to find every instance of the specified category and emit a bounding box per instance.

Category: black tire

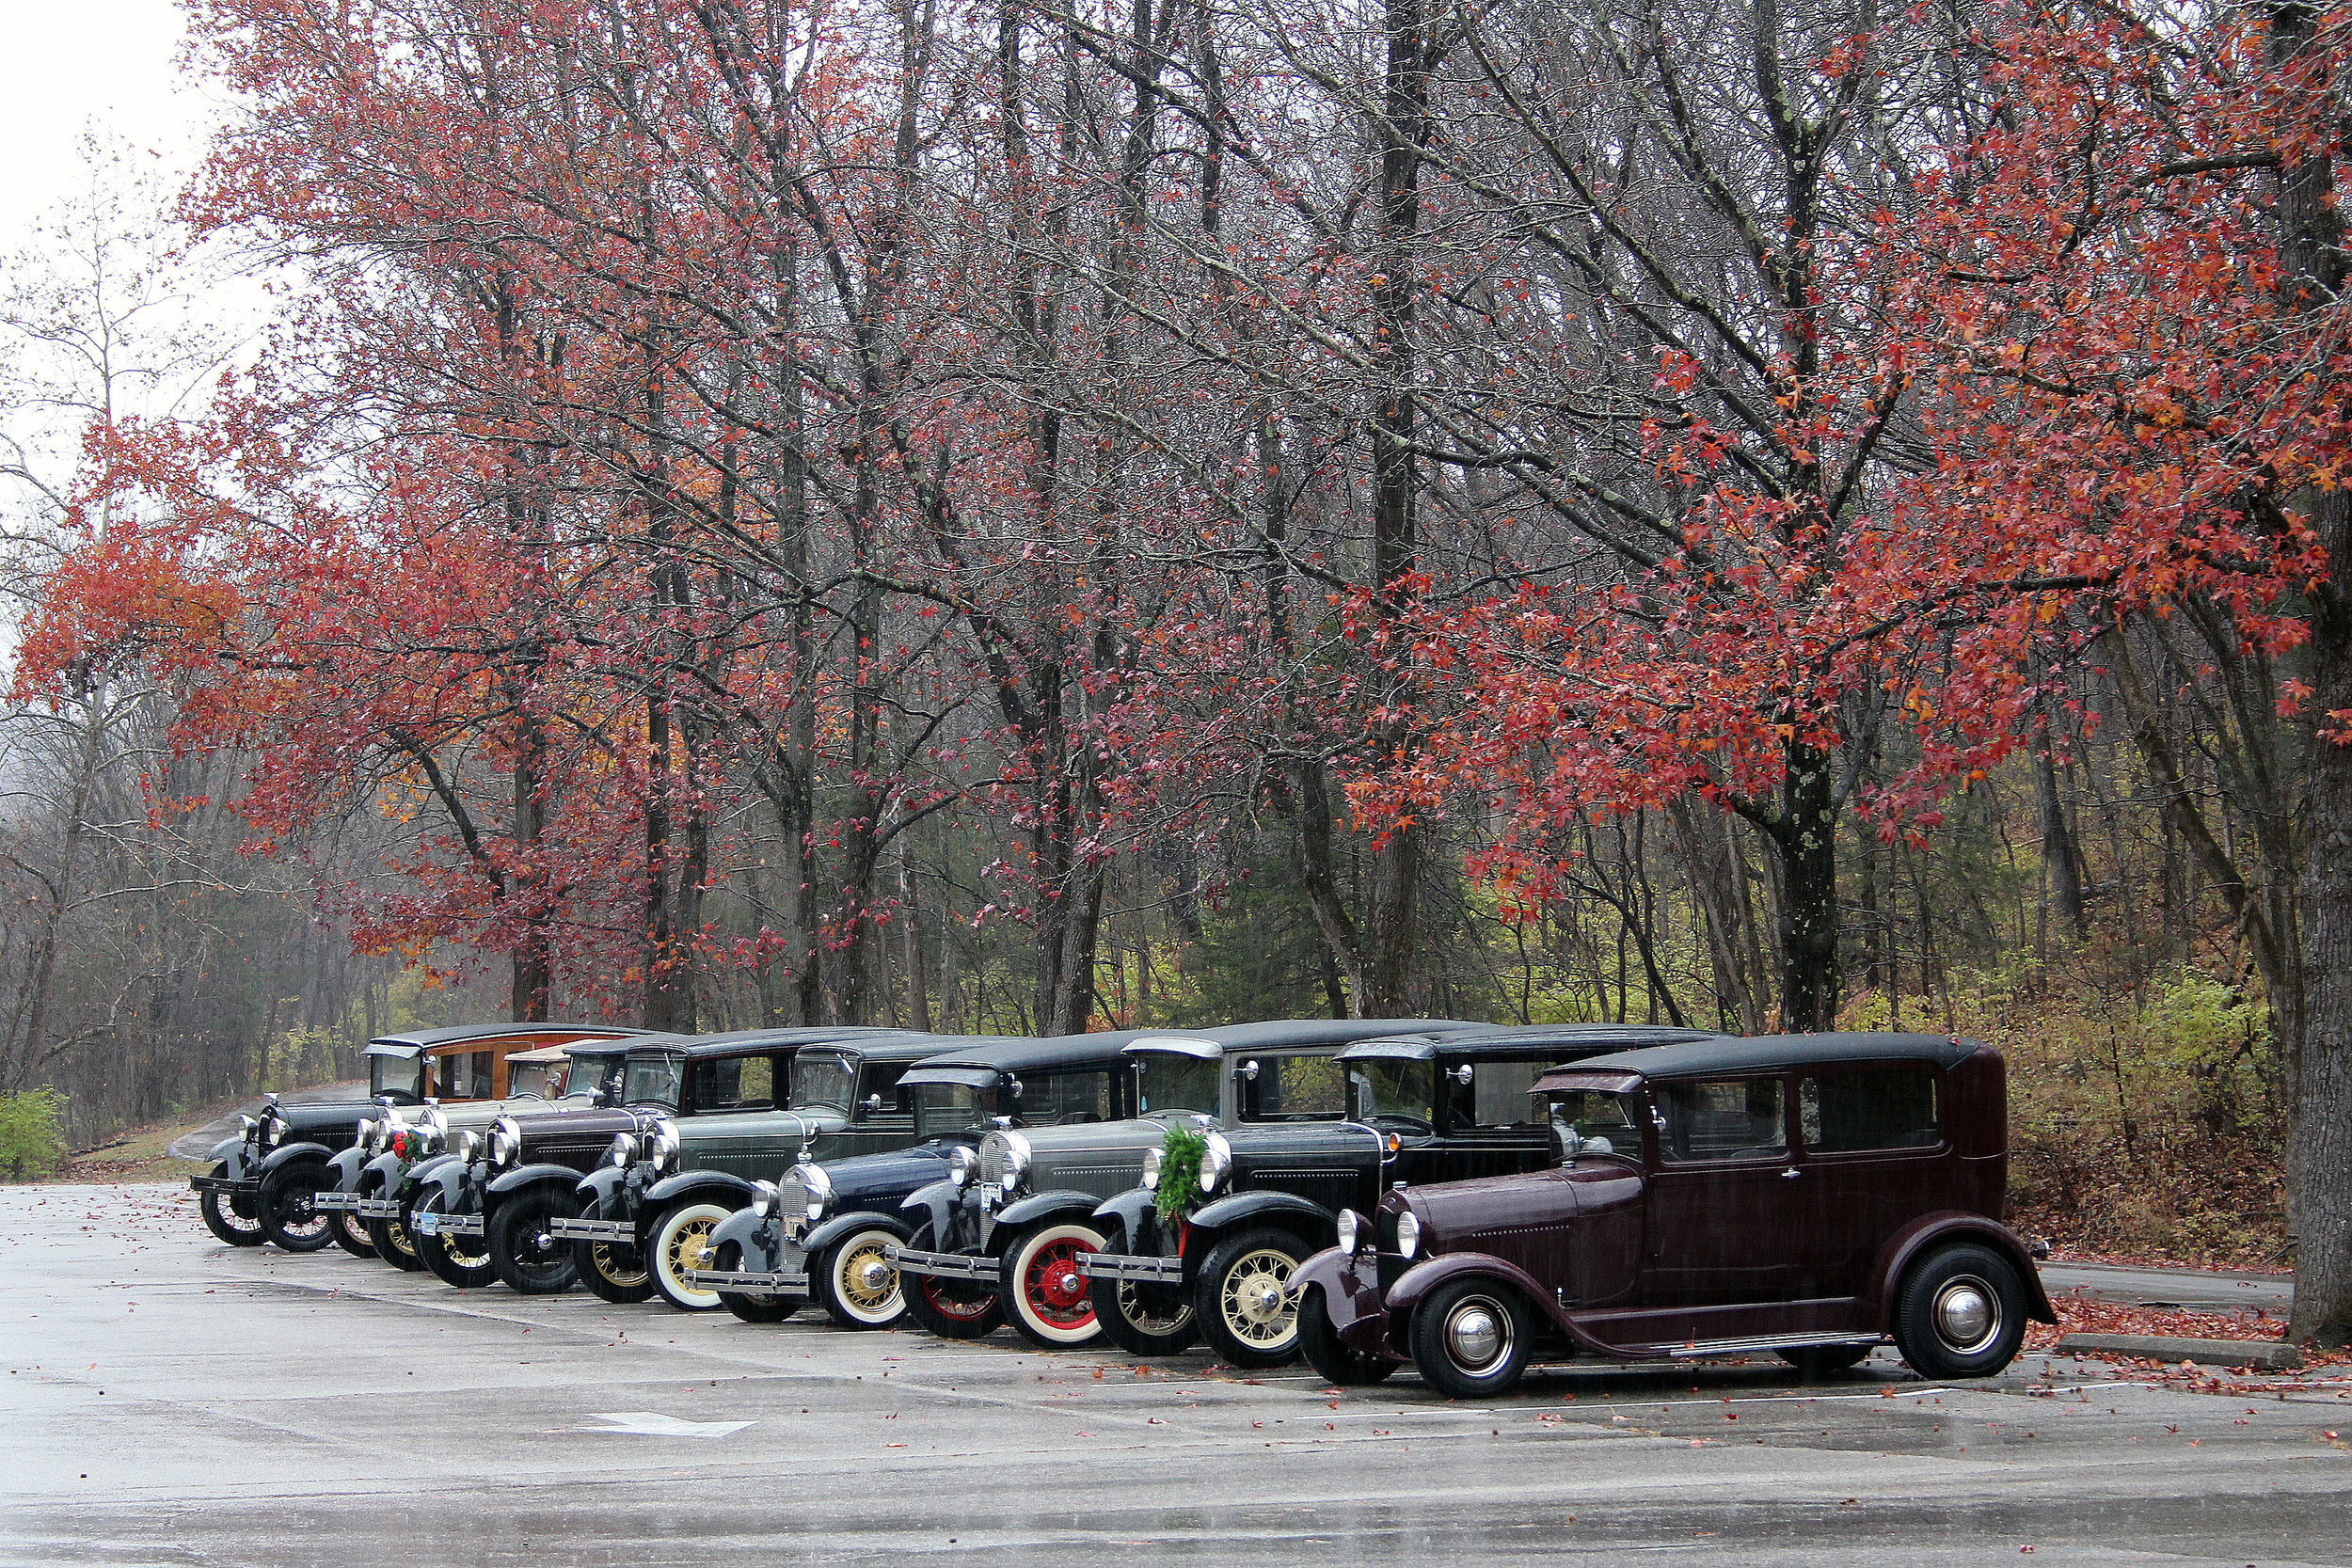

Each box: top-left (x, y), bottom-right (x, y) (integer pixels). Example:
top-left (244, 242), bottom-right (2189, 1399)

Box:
top-left (415, 1196), bottom-right (498, 1289)
top-left (647, 1198), bottom-right (736, 1311)
top-left (711, 1242), bottom-right (802, 1324)
top-left (898, 1224), bottom-right (1004, 1340)
top-left (199, 1164), bottom-right (265, 1247)
top-left (1777, 1343), bottom-right (1876, 1376)
top-left (366, 1194), bottom-right (424, 1271)
top-left (1409, 1276), bottom-right (1534, 1399)
top-left (488, 1187), bottom-right (580, 1295)
top-left (330, 1206), bottom-right (378, 1259)
top-left (999, 1220), bottom-right (1107, 1348)
top-left (1298, 1284), bottom-right (1397, 1386)
top-left (572, 1198), bottom-right (657, 1304)
top-left (1193, 1226), bottom-right (1312, 1368)
top-left (1892, 1243), bottom-right (2028, 1380)
top-left (258, 1162), bottom-right (338, 1253)
top-left (815, 1225), bottom-right (910, 1330)
top-left (1087, 1272), bottom-right (1198, 1356)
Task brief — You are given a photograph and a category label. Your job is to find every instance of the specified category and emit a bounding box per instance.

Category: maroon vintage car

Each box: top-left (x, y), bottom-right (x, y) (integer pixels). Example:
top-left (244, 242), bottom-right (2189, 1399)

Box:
top-left (1290, 1031), bottom-right (2055, 1397)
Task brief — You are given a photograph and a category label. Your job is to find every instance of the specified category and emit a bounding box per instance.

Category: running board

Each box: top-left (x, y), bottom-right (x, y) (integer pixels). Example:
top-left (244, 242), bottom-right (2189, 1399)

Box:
top-left (1639, 1331), bottom-right (1883, 1359)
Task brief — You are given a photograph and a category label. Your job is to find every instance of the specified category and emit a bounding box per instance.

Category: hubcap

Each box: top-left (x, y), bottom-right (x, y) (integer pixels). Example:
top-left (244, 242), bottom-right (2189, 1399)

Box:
top-left (1218, 1248), bottom-right (1299, 1345)
top-left (1444, 1295), bottom-right (1512, 1372)
top-left (1027, 1239), bottom-right (1093, 1320)
top-left (1932, 1277), bottom-right (1999, 1353)
top-left (856, 1259), bottom-right (892, 1293)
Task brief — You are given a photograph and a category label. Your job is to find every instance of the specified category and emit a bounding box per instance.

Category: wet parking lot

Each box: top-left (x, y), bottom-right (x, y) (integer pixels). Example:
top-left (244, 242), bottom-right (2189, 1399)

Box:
top-left (4, 1182), bottom-right (2348, 1566)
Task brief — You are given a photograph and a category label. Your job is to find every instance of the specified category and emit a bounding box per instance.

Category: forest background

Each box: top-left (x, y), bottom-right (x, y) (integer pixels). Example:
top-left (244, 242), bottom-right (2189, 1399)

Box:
top-left (5, 0), bottom-right (2352, 1338)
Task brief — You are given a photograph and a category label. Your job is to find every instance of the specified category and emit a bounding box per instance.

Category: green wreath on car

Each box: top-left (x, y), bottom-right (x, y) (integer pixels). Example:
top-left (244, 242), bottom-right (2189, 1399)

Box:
top-left (1153, 1125), bottom-right (1207, 1223)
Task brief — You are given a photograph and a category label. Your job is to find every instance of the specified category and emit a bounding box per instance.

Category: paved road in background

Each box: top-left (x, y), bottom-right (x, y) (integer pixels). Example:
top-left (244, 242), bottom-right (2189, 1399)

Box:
top-left (4, 1182), bottom-right (2345, 1567)
top-left (2043, 1260), bottom-right (2295, 1315)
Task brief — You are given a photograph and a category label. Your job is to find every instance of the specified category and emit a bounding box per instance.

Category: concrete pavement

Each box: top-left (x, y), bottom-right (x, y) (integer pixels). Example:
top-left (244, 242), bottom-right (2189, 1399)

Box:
top-left (4, 1181), bottom-right (2346, 1566)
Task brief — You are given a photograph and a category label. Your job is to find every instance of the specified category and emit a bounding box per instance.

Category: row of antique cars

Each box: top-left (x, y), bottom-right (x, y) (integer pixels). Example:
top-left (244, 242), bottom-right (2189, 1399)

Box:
top-left (192, 1015), bottom-right (2056, 1395)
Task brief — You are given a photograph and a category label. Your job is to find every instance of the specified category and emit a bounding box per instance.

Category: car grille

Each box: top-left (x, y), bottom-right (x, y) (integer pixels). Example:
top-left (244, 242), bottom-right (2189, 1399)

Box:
top-left (978, 1142), bottom-right (1010, 1185)
top-left (776, 1180), bottom-right (811, 1220)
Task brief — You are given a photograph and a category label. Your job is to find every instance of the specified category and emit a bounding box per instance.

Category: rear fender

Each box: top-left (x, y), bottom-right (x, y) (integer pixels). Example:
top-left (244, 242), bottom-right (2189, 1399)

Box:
top-left (1867, 1212), bottom-right (2058, 1328)
top-left (802, 1209), bottom-right (914, 1257)
top-left (257, 1143), bottom-right (334, 1179)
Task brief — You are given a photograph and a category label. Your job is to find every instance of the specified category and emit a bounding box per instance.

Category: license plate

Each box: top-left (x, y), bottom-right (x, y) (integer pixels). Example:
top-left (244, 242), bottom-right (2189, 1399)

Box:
top-left (979, 1182), bottom-right (1000, 1205)
top-left (414, 1212), bottom-right (439, 1234)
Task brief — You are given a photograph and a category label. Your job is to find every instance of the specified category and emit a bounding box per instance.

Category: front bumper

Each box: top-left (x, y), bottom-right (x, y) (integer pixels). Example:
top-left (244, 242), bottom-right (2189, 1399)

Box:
top-left (686, 1266), bottom-right (811, 1291)
top-left (412, 1212), bottom-right (483, 1237)
top-left (354, 1196), bottom-right (403, 1221)
top-left (884, 1243), bottom-right (996, 1282)
top-left (549, 1215), bottom-right (633, 1243)
top-left (189, 1174), bottom-right (253, 1197)
top-left (1076, 1250), bottom-right (1183, 1284)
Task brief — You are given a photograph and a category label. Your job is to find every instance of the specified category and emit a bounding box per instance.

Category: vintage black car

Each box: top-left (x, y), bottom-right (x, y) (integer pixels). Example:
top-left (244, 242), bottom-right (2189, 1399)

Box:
top-left (1079, 1023), bottom-right (1717, 1366)
top-left (551, 1029), bottom-right (938, 1310)
top-left (194, 1022), bottom-right (649, 1254)
top-left (1290, 1032), bottom-right (2057, 1397)
top-left (887, 1019), bottom-right (1476, 1348)
top-left (686, 1031), bottom-right (1148, 1327)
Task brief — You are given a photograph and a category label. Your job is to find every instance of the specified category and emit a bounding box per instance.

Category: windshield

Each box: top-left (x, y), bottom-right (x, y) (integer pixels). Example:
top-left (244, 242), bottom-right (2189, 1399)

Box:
top-left (1135, 1053), bottom-right (1220, 1117)
top-left (1540, 1089), bottom-right (1642, 1154)
top-left (914, 1083), bottom-right (991, 1137)
top-left (368, 1054), bottom-right (422, 1100)
top-left (622, 1055), bottom-right (684, 1108)
top-left (790, 1051), bottom-right (856, 1114)
top-left (1349, 1060), bottom-right (1436, 1126)
top-left (556, 1059), bottom-right (622, 1100)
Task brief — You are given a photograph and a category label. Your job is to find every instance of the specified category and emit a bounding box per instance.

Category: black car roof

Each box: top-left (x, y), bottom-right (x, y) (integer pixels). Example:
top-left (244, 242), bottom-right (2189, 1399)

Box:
top-left (1128, 1018), bottom-right (1482, 1055)
top-left (1554, 1031), bottom-right (1979, 1081)
top-left (364, 1022), bottom-right (667, 1053)
top-left (666, 1025), bottom-right (909, 1061)
top-left (1341, 1023), bottom-right (1722, 1063)
top-left (788, 1031), bottom-right (964, 1066)
top-left (560, 1037), bottom-right (652, 1061)
top-left (898, 1029), bottom-right (1162, 1079)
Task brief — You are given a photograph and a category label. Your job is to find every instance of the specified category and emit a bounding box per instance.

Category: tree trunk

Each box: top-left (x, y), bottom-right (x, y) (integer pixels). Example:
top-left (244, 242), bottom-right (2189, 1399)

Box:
top-left (1774, 741), bottom-right (1841, 1030)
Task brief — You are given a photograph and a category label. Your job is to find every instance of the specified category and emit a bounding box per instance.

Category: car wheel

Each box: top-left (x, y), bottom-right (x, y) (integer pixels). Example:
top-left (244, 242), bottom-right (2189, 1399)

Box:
top-left (1298, 1284), bottom-right (1396, 1386)
top-left (711, 1242), bottom-right (802, 1324)
top-left (488, 1188), bottom-right (580, 1295)
top-left (258, 1162), bottom-right (337, 1253)
top-left (330, 1206), bottom-right (378, 1259)
top-left (1892, 1243), bottom-right (2028, 1380)
top-left (898, 1223), bottom-right (1004, 1339)
top-left (198, 1165), bottom-right (265, 1247)
top-left (1409, 1276), bottom-right (1534, 1400)
top-left (1194, 1227), bottom-right (1311, 1368)
top-left (999, 1220), bottom-right (1106, 1348)
top-left (649, 1199), bottom-right (734, 1311)
top-left (572, 1198), bottom-right (656, 1304)
top-left (1087, 1273), bottom-right (1197, 1356)
top-left (818, 1227), bottom-right (908, 1329)
top-left (366, 1195), bottom-right (423, 1271)
top-left (1776, 1342), bottom-right (1876, 1376)
top-left (415, 1196), bottom-right (498, 1289)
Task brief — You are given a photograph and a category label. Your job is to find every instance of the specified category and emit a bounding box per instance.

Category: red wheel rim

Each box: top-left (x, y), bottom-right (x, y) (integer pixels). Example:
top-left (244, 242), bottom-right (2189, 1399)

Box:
top-left (1023, 1238), bottom-right (1095, 1328)
top-left (922, 1273), bottom-right (997, 1322)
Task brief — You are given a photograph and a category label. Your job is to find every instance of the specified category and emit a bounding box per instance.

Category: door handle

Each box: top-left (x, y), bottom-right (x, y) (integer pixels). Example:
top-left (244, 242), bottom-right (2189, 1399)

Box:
top-left (1780, 1166), bottom-right (1801, 1179)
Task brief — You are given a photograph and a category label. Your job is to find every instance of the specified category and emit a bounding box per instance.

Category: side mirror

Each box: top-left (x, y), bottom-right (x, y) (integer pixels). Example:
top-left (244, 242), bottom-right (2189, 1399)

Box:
top-left (1238, 1060), bottom-right (1260, 1082)
top-left (1450, 1064), bottom-right (1474, 1086)
top-left (1550, 1117), bottom-right (1583, 1166)
top-left (863, 1092), bottom-right (883, 1113)
top-left (1009, 1077), bottom-right (1025, 1101)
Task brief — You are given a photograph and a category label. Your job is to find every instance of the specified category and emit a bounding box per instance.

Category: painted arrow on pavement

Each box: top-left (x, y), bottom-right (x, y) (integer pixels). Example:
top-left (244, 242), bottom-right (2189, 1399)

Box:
top-left (580, 1412), bottom-right (755, 1438)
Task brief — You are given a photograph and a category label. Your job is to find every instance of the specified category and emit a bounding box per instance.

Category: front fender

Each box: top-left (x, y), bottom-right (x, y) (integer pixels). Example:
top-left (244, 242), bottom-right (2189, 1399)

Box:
top-left (326, 1145), bottom-right (370, 1193)
top-left (992, 1190), bottom-right (1103, 1241)
top-left (802, 1209), bottom-right (913, 1257)
top-left (644, 1170), bottom-right (755, 1211)
top-left (399, 1152), bottom-right (465, 1203)
top-left (258, 1143), bottom-right (333, 1179)
top-left (488, 1163), bottom-right (586, 1199)
top-left (1293, 1245), bottom-right (1403, 1360)
top-left (708, 1208), bottom-right (786, 1273)
top-left (1867, 1212), bottom-right (2058, 1328)
top-left (209, 1137), bottom-right (250, 1180)
top-left (898, 1179), bottom-right (966, 1243)
top-left (1388, 1252), bottom-right (1594, 1354)
top-left (1187, 1190), bottom-right (1336, 1244)
top-left (574, 1164), bottom-right (626, 1208)
top-left (1090, 1189), bottom-right (1158, 1253)
top-left (414, 1158), bottom-right (476, 1213)
top-left (361, 1151), bottom-right (406, 1195)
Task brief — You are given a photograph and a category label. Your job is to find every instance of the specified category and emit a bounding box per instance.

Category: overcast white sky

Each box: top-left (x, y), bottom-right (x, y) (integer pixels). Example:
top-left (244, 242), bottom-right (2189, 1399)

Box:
top-left (2, 0), bottom-right (216, 246)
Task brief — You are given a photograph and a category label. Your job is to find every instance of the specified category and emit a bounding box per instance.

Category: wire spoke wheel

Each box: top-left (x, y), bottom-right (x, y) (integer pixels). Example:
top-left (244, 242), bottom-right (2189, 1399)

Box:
top-left (199, 1164), bottom-right (265, 1247)
top-left (1194, 1227), bottom-right (1311, 1367)
top-left (651, 1201), bottom-right (733, 1310)
top-left (820, 1228), bottom-right (906, 1328)
top-left (1002, 1222), bottom-right (1105, 1347)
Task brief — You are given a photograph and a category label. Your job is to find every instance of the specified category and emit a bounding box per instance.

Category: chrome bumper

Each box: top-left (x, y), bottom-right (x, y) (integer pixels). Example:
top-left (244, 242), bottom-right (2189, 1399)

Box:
top-left (883, 1244), bottom-right (997, 1282)
top-left (355, 1196), bottom-right (402, 1220)
top-left (548, 1216), bottom-right (632, 1243)
top-left (412, 1212), bottom-right (483, 1237)
top-left (1076, 1251), bottom-right (1183, 1284)
top-left (189, 1175), bottom-right (251, 1196)
top-left (311, 1191), bottom-right (357, 1212)
top-left (685, 1267), bottom-right (810, 1291)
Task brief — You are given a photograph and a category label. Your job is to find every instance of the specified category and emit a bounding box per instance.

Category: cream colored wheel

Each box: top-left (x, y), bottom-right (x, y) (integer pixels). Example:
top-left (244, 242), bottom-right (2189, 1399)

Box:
top-left (1194, 1227), bottom-right (1307, 1367)
top-left (818, 1227), bottom-right (907, 1328)
top-left (650, 1200), bottom-right (732, 1311)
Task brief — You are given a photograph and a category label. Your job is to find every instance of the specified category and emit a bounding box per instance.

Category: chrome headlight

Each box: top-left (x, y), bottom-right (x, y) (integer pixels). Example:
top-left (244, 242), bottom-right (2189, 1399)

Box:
top-left (609, 1132), bottom-right (639, 1168)
top-left (1394, 1209), bottom-right (1421, 1259)
top-left (979, 1131), bottom-right (1032, 1196)
top-left (418, 1107), bottom-right (448, 1154)
top-left (489, 1116), bottom-right (522, 1169)
top-left (261, 1112), bottom-right (284, 1148)
top-left (946, 1145), bottom-right (977, 1189)
top-left (355, 1117), bottom-right (374, 1148)
top-left (1139, 1145), bottom-right (1162, 1191)
top-left (1199, 1132), bottom-right (1232, 1196)
top-left (455, 1131), bottom-right (479, 1164)
top-left (751, 1180), bottom-right (778, 1219)
top-left (239, 1115), bottom-right (258, 1140)
top-left (777, 1162), bottom-right (831, 1227)
top-left (1336, 1209), bottom-right (1360, 1254)
top-left (645, 1117), bottom-right (680, 1173)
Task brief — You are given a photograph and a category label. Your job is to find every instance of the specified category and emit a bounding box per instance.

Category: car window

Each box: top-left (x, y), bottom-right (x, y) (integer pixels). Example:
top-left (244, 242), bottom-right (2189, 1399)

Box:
top-left (1800, 1069), bottom-right (1940, 1152)
top-left (369, 1055), bottom-right (421, 1099)
top-left (1013, 1069), bottom-right (1117, 1125)
top-left (1656, 1077), bottom-right (1788, 1163)
top-left (438, 1050), bottom-right (495, 1098)
top-left (1247, 1053), bottom-right (1346, 1120)
top-left (1136, 1053), bottom-right (1219, 1116)
top-left (790, 1051), bottom-right (855, 1113)
top-left (856, 1061), bottom-right (914, 1121)
top-left (624, 1055), bottom-right (685, 1108)
top-left (1456, 1056), bottom-right (1547, 1130)
top-left (692, 1053), bottom-right (778, 1113)
top-left (1350, 1059), bottom-right (1436, 1125)
top-left (1542, 1088), bottom-right (1641, 1151)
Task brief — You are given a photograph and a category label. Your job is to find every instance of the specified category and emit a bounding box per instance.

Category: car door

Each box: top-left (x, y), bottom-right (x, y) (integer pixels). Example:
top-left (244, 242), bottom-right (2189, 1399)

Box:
top-left (682, 1052), bottom-right (794, 1178)
top-left (1788, 1064), bottom-right (1949, 1299)
top-left (1637, 1073), bottom-right (1800, 1307)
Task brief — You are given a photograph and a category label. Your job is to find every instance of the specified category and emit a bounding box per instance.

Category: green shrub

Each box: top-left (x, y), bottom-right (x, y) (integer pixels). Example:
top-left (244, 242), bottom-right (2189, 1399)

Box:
top-left (1154, 1125), bottom-right (1207, 1223)
top-left (0, 1090), bottom-right (67, 1182)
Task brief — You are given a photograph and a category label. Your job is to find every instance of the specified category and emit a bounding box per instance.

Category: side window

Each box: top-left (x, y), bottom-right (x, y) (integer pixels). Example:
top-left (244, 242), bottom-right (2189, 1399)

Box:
top-left (1248, 1053), bottom-right (1346, 1119)
top-left (1800, 1069), bottom-right (1940, 1153)
top-left (442, 1051), bottom-right (496, 1098)
top-left (692, 1054), bottom-right (778, 1113)
top-left (1655, 1077), bottom-right (1788, 1163)
top-left (856, 1061), bottom-right (914, 1121)
top-left (1455, 1057), bottom-right (1545, 1130)
top-left (1016, 1070), bottom-right (1117, 1126)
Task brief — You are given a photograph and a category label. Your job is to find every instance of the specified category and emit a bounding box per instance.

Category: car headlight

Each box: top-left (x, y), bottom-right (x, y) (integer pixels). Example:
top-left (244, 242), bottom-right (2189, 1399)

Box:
top-left (610, 1132), bottom-right (639, 1168)
top-left (947, 1145), bottom-right (977, 1189)
top-left (1139, 1145), bottom-right (1162, 1190)
top-left (490, 1117), bottom-right (522, 1168)
top-left (262, 1113), bottom-right (284, 1148)
top-left (645, 1117), bottom-right (680, 1173)
top-left (1199, 1132), bottom-right (1232, 1196)
top-left (751, 1180), bottom-right (777, 1219)
top-left (356, 1117), bottom-right (374, 1148)
top-left (455, 1131), bottom-right (479, 1164)
top-left (1336, 1209), bottom-right (1360, 1254)
top-left (1394, 1209), bottom-right (1421, 1259)
top-left (239, 1115), bottom-right (258, 1140)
